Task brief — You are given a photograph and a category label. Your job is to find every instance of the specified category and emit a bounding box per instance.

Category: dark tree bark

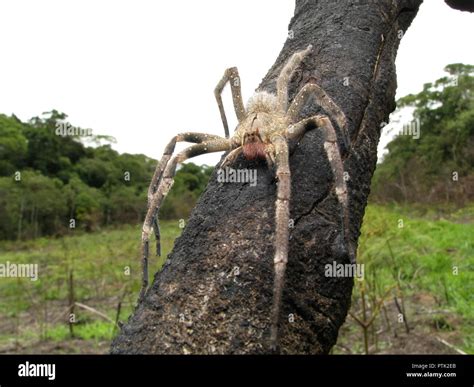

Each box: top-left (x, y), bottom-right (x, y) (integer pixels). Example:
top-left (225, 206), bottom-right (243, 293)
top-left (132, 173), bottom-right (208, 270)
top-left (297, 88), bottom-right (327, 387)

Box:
top-left (111, 0), bottom-right (422, 354)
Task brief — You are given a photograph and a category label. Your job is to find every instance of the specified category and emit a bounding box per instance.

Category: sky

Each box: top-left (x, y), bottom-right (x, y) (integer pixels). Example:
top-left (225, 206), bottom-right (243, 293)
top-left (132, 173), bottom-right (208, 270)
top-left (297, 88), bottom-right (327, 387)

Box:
top-left (0, 0), bottom-right (473, 166)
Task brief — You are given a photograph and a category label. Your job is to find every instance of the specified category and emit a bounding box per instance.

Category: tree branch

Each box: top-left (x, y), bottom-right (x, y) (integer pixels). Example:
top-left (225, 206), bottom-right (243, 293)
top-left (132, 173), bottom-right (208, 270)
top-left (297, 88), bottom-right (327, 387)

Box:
top-left (445, 0), bottom-right (474, 12)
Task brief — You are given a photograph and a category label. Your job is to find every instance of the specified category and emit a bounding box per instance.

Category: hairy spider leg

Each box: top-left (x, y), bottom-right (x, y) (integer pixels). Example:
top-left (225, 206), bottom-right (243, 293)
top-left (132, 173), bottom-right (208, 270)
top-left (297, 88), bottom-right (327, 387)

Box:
top-left (276, 44), bottom-right (313, 113)
top-left (140, 137), bottom-right (232, 301)
top-left (147, 133), bottom-right (223, 256)
top-left (220, 146), bottom-right (243, 169)
top-left (287, 83), bottom-right (350, 150)
top-left (215, 67), bottom-right (246, 138)
top-left (269, 135), bottom-right (291, 351)
top-left (286, 114), bottom-right (354, 263)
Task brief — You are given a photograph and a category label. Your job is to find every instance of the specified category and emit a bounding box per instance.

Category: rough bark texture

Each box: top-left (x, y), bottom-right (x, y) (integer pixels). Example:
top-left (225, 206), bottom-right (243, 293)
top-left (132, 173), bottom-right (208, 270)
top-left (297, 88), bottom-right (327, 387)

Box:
top-left (111, 0), bottom-right (422, 354)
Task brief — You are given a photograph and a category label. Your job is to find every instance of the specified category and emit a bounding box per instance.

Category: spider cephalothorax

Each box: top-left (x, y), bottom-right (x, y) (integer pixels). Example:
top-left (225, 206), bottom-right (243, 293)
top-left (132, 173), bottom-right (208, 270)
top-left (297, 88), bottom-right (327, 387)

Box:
top-left (140, 44), bottom-right (354, 351)
top-left (234, 92), bottom-right (288, 164)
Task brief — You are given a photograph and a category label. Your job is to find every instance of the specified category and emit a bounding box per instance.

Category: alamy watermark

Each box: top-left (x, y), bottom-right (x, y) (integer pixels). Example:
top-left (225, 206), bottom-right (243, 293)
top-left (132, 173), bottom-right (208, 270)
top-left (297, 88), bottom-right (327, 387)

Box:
top-left (0, 261), bottom-right (38, 281)
top-left (325, 261), bottom-right (364, 280)
top-left (55, 121), bottom-right (92, 137)
top-left (398, 117), bottom-right (420, 139)
top-left (18, 361), bottom-right (55, 381)
top-left (217, 167), bottom-right (257, 187)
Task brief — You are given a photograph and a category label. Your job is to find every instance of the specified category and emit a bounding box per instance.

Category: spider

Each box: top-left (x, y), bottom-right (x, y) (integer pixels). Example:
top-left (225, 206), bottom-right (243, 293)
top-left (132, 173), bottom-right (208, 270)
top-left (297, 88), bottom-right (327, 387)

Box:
top-left (140, 44), bottom-right (354, 351)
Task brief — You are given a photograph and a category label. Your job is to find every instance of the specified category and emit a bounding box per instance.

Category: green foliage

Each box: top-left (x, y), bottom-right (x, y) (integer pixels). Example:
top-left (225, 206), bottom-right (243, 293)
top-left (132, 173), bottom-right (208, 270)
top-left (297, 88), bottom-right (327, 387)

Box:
top-left (372, 63), bottom-right (474, 204)
top-left (75, 156), bottom-right (116, 188)
top-left (0, 171), bottom-right (67, 239)
top-left (0, 109), bottom-right (213, 240)
top-left (0, 114), bottom-right (28, 176)
top-left (0, 221), bottom-right (182, 346)
top-left (44, 321), bottom-right (115, 342)
top-left (161, 163), bottom-right (214, 220)
top-left (0, 207), bottom-right (472, 353)
top-left (355, 204), bottom-right (474, 353)
top-left (108, 185), bottom-right (144, 224)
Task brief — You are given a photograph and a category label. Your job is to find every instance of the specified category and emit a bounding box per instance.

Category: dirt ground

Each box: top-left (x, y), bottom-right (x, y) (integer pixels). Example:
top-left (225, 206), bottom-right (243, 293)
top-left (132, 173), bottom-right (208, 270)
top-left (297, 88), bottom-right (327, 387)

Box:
top-left (0, 339), bottom-right (109, 354)
top-left (0, 293), bottom-right (468, 355)
top-left (334, 292), bottom-right (466, 355)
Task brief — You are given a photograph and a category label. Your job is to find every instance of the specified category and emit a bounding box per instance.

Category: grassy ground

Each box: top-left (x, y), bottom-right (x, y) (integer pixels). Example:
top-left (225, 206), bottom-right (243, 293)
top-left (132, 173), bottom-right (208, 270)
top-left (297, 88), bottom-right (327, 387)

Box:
top-left (0, 221), bottom-right (182, 353)
top-left (335, 204), bottom-right (473, 354)
top-left (0, 205), bottom-right (472, 354)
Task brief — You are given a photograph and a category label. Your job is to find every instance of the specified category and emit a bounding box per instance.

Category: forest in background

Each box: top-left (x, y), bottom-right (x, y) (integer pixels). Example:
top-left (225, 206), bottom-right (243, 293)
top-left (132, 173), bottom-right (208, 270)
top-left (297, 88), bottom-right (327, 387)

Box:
top-left (0, 111), bottom-right (212, 240)
top-left (372, 63), bottom-right (473, 205)
top-left (0, 63), bottom-right (472, 242)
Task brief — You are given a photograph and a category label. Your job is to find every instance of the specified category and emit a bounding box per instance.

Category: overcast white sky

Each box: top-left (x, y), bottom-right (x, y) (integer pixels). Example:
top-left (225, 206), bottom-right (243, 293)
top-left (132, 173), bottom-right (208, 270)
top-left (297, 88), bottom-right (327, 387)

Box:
top-left (0, 0), bottom-right (473, 166)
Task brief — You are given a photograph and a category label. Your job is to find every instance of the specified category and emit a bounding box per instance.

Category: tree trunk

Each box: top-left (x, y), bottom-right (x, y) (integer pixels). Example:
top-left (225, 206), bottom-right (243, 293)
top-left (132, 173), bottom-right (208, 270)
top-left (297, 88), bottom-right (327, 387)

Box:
top-left (111, 0), bottom-right (422, 354)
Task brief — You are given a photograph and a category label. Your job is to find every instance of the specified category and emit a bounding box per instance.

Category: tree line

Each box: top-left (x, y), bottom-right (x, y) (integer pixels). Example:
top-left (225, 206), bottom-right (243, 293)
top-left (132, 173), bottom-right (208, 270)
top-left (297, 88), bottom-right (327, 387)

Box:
top-left (371, 63), bottom-right (473, 206)
top-left (0, 110), bottom-right (212, 240)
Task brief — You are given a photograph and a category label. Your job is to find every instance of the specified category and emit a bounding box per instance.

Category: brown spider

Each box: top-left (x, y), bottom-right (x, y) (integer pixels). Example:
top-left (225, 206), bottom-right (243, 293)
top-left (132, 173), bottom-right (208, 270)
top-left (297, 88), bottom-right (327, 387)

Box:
top-left (140, 45), bottom-right (354, 351)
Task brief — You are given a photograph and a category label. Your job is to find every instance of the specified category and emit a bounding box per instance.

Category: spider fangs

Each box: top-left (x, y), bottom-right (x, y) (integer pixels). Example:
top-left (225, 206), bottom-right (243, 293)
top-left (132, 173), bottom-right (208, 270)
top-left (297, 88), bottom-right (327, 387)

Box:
top-left (140, 44), bottom-right (355, 352)
top-left (242, 128), bottom-right (266, 160)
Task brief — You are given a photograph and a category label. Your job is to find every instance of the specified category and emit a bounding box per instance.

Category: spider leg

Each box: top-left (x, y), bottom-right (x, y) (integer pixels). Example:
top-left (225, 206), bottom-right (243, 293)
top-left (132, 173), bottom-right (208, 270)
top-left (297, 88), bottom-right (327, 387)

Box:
top-left (140, 137), bottom-right (232, 301)
top-left (220, 146), bottom-right (242, 169)
top-left (276, 44), bottom-right (313, 112)
top-left (215, 67), bottom-right (246, 138)
top-left (265, 144), bottom-right (276, 169)
top-left (147, 132), bottom-right (224, 257)
top-left (269, 135), bottom-right (291, 351)
top-left (152, 216), bottom-right (161, 256)
top-left (148, 132), bottom-right (223, 201)
top-left (286, 115), bottom-right (355, 263)
top-left (287, 83), bottom-right (350, 149)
